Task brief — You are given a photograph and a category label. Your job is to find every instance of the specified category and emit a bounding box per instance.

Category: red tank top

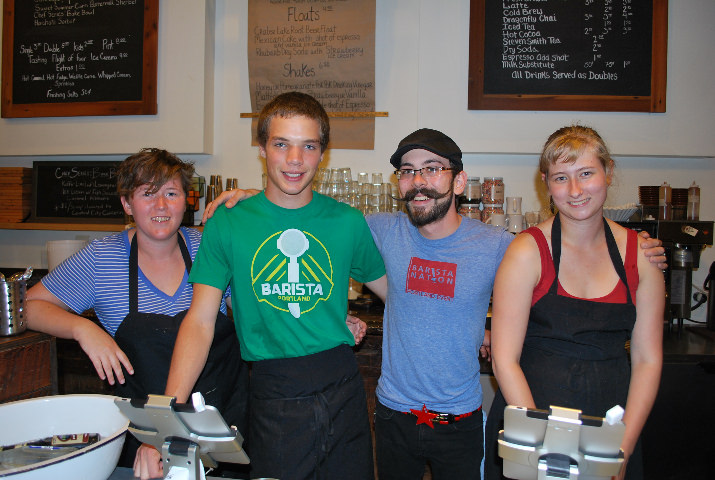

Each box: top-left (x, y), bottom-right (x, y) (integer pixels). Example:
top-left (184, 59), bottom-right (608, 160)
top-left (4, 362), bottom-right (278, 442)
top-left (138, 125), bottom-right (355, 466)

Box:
top-left (528, 226), bottom-right (639, 306)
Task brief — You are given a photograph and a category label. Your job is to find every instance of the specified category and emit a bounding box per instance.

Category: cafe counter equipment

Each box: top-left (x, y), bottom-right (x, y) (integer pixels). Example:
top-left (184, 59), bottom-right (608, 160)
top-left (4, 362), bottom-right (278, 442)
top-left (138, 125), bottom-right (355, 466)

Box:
top-left (617, 219), bottom-right (714, 332)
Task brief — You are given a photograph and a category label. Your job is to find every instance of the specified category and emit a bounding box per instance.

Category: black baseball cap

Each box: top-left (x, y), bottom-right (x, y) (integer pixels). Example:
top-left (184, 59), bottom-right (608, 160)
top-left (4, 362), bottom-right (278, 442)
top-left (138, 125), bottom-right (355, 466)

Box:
top-left (389, 128), bottom-right (463, 170)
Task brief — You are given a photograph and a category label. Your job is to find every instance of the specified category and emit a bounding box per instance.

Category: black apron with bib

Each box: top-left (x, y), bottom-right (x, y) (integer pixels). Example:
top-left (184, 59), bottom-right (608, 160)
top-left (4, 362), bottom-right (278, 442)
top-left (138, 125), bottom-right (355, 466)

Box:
top-left (485, 214), bottom-right (642, 479)
top-left (114, 233), bottom-right (249, 468)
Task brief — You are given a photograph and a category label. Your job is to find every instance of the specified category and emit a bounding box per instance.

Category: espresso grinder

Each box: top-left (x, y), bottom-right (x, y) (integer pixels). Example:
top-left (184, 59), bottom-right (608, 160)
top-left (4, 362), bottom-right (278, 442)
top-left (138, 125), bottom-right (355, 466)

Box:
top-left (657, 220), bottom-right (714, 332)
top-left (621, 219), bottom-right (714, 332)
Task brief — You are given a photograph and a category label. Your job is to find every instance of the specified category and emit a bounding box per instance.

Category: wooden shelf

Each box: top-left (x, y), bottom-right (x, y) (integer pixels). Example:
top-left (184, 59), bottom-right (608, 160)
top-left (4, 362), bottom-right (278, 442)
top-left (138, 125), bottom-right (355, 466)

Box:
top-left (0, 222), bottom-right (127, 232)
top-left (0, 222), bottom-right (202, 232)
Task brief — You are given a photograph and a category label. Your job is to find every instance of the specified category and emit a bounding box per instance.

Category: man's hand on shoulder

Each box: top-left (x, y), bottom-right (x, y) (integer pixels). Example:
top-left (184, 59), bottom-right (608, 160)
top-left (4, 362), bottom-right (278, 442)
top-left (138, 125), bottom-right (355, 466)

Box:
top-left (480, 329), bottom-right (491, 363)
top-left (202, 188), bottom-right (261, 224)
top-left (346, 314), bottom-right (367, 345)
top-left (637, 230), bottom-right (667, 270)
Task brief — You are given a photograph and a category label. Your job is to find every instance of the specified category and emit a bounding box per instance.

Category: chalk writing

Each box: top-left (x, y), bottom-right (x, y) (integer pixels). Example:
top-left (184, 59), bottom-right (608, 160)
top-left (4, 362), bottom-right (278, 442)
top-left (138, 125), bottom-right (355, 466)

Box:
top-left (33, 162), bottom-right (124, 220)
top-left (484, 0), bottom-right (652, 96)
top-left (248, 0), bottom-right (374, 112)
top-left (11, 0), bottom-right (144, 104)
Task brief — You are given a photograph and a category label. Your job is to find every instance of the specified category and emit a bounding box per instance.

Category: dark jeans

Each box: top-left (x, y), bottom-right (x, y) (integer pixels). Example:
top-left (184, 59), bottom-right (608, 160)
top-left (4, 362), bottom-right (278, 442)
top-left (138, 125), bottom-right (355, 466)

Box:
top-left (249, 344), bottom-right (374, 480)
top-left (375, 400), bottom-right (483, 480)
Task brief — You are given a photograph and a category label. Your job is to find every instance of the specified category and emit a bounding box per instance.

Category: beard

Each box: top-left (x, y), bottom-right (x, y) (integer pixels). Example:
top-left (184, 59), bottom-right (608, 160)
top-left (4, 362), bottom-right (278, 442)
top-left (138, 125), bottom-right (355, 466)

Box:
top-left (400, 183), bottom-right (454, 227)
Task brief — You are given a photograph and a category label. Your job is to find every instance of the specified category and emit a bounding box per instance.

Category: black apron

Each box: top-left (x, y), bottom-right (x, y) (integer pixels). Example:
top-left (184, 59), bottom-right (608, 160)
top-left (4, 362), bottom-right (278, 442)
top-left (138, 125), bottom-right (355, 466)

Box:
top-left (486, 214), bottom-right (642, 479)
top-left (114, 233), bottom-right (249, 467)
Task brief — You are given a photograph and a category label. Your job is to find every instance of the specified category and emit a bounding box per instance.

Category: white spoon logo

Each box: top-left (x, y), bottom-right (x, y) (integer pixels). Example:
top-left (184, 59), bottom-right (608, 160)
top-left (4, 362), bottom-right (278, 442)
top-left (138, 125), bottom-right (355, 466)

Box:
top-left (277, 229), bottom-right (310, 318)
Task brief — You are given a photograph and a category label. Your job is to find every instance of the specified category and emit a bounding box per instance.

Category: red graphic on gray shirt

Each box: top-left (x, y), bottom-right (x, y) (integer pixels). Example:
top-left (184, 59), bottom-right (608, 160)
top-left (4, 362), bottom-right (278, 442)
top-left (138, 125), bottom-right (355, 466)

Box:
top-left (406, 257), bottom-right (456, 301)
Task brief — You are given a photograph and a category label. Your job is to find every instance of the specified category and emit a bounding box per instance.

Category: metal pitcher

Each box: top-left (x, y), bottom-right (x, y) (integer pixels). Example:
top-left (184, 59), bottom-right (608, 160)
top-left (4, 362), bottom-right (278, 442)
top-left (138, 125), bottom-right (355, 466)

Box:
top-left (0, 275), bottom-right (30, 337)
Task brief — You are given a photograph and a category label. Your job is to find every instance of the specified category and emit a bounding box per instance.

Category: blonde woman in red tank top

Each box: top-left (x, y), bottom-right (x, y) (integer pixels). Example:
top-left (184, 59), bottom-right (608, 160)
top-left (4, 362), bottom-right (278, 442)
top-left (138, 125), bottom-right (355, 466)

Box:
top-left (486, 126), bottom-right (665, 480)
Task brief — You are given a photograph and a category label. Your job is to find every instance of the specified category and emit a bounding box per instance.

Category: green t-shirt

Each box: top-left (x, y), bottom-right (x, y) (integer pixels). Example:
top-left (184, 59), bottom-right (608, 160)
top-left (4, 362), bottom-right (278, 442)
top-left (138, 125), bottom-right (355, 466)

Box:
top-left (190, 192), bottom-right (386, 361)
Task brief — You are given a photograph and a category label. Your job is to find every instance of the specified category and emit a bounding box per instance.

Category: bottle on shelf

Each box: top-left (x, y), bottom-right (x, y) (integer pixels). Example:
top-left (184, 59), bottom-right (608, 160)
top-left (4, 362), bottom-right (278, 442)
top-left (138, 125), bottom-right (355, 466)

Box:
top-left (687, 181), bottom-right (700, 221)
top-left (658, 181), bottom-right (672, 221)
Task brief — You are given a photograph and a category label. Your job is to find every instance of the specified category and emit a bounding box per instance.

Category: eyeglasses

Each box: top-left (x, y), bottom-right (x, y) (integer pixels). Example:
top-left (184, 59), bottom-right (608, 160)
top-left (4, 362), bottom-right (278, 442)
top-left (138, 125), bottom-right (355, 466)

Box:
top-left (394, 166), bottom-right (453, 180)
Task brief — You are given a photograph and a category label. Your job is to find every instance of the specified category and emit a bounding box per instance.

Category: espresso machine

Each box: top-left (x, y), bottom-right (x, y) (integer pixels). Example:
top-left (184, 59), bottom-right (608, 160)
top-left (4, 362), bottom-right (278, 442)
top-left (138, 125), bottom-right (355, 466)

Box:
top-left (620, 219), bottom-right (714, 332)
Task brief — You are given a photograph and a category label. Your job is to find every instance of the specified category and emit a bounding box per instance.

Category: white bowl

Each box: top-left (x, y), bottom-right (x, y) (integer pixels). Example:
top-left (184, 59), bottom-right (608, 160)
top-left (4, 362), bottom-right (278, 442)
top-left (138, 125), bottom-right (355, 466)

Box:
top-left (603, 204), bottom-right (639, 222)
top-left (0, 394), bottom-right (128, 479)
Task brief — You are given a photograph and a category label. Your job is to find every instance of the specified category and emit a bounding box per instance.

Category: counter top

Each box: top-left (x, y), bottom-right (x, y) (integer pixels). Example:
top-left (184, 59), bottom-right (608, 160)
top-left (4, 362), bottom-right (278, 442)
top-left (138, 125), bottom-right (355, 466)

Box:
top-left (110, 466), bottom-right (219, 479)
top-left (358, 309), bottom-right (715, 365)
top-left (663, 326), bottom-right (715, 363)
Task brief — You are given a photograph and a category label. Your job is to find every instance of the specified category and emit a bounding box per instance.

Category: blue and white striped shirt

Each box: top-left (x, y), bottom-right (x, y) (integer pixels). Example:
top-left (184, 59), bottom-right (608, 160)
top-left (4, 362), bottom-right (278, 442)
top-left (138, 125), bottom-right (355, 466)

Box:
top-left (42, 227), bottom-right (229, 336)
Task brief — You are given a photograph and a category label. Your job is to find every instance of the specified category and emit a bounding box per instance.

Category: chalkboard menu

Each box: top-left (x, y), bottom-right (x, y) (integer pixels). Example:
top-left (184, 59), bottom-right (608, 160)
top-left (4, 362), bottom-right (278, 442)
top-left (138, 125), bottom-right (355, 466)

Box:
top-left (468, 0), bottom-right (667, 112)
top-left (31, 161), bottom-right (124, 223)
top-left (1, 0), bottom-right (158, 118)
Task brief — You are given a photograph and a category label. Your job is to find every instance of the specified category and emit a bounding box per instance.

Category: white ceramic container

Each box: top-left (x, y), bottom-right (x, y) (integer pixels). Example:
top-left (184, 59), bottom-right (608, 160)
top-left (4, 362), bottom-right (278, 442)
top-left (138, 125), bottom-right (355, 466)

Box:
top-left (0, 394), bottom-right (128, 479)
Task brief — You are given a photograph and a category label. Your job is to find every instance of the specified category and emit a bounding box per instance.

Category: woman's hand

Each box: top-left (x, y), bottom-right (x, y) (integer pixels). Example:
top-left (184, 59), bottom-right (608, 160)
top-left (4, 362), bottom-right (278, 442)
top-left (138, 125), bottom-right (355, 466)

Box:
top-left (202, 188), bottom-right (261, 224)
top-left (25, 287), bottom-right (133, 385)
top-left (75, 321), bottom-right (134, 385)
top-left (134, 443), bottom-right (163, 479)
top-left (346, 314), bottom-right (367, 344)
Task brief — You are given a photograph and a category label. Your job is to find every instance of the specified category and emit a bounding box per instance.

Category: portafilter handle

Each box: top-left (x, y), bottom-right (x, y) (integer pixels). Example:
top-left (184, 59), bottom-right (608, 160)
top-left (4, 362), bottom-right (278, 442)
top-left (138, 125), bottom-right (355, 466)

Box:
top-left (704, 261), bottom-right (714, 291)
top-left (706, 261), bottom-right (715, 331)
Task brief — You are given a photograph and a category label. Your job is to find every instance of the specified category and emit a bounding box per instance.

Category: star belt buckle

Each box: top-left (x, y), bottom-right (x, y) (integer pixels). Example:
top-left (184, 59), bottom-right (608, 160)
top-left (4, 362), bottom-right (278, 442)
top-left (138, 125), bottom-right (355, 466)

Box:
top-left (410, 404), bottom-right (438, 429)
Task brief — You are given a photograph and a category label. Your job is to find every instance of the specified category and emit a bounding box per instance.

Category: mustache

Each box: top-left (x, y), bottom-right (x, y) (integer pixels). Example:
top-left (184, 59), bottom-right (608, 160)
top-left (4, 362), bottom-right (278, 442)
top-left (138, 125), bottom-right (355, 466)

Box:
top-left (397, 187), bottom-right (452, 203)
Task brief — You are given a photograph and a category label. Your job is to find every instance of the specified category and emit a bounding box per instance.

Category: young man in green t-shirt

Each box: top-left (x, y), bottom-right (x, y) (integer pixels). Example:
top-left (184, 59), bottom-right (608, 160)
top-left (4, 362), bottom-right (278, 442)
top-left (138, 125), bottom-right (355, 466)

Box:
top-left (157, 92), bottom-right (387, 480)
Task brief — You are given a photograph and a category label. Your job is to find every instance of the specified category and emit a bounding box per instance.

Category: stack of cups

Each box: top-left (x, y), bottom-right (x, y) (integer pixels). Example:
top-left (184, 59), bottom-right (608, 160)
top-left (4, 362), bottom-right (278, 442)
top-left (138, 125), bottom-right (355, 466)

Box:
top-left (315, 169), bottom-right (397, 214)
top-left (206, 174), bottom-right (223, 210)
top-left (225, 178), bottom-right (238, 191)
top-left (505, 197), bottom-right (524, 234)
top-left (47, 240), bottom-right (87, 271)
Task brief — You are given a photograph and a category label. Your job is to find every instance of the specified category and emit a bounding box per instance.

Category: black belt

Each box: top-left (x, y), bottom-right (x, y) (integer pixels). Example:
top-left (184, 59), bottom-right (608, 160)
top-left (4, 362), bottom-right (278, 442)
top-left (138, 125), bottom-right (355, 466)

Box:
top-left (404, 404), bottom-right (482, 425)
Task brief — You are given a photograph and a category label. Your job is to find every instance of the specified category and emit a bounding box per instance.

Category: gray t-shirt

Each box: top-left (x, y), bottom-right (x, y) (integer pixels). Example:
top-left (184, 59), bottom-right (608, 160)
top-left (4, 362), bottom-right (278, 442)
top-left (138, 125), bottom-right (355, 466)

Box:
top-left (367, 212), bottom-right (513, 414)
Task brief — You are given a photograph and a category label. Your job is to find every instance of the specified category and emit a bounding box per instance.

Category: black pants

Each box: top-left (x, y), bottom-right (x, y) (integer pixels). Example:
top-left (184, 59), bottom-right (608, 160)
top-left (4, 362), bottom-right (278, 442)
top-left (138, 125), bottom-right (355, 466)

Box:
top-left (375, 401), bottom-right (484, 480)
top-left (249, 344), bottom-right (374, 480)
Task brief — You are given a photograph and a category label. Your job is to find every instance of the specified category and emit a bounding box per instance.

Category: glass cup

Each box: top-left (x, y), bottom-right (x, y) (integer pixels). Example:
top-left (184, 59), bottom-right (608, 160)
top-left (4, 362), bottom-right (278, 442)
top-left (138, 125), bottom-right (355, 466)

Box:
top-left (360, 183), bottom-right (374, 195)
top-left (328, 168), bottom-right (340, 183)
top-left (525, 211), bottom-right (539, 228)
top-left (378, 194), bottom-right (393, 212)
top-left (328, 182), bottom-right (340, 198)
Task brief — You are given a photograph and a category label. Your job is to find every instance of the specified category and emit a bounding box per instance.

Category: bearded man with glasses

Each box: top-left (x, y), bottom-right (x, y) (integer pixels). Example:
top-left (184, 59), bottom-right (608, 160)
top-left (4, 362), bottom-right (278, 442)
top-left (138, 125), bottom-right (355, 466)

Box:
top-left (367, 128), bottom-right (513, 479)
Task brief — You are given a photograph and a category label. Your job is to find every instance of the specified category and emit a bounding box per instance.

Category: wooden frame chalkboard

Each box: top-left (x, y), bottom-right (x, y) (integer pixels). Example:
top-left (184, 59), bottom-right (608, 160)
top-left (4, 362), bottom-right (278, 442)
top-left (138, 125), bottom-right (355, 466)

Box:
top-left (30, 161), bottom-right (125, 224)
top-left (1, 0), bottom-right (158, 118)
top-left (468, 0), bottom-right (667, 112)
